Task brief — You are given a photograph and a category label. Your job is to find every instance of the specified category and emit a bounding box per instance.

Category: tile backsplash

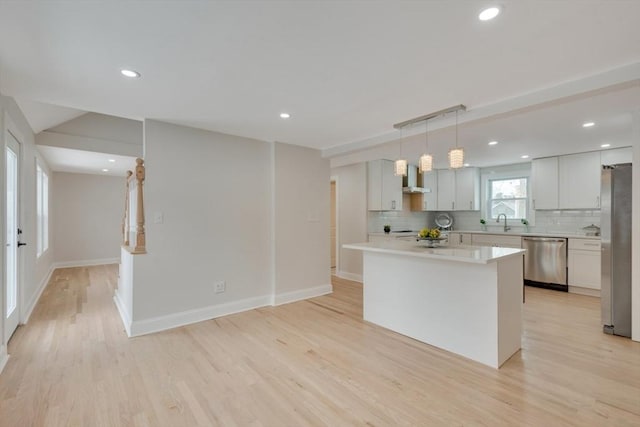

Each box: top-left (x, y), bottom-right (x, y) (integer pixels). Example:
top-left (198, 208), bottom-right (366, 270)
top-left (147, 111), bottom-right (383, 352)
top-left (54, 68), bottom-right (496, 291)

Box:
top-left (450, 210), bottom-right (600, 234)
top-left (368, 194), bottom-right (433, 233)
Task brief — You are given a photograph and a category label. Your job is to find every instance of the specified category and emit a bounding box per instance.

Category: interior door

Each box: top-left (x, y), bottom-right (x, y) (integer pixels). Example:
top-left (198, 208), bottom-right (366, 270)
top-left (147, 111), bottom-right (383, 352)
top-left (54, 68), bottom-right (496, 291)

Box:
top-left (5, 130), bottom-right (21, 341)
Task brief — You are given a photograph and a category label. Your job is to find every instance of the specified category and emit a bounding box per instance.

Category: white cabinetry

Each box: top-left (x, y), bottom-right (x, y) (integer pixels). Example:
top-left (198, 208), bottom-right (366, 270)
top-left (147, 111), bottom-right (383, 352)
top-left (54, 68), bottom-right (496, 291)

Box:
top-left (601, 147), bottom-right (632, 165)
top-left (559, 151), bottom-right (601, 209)
top-left (367, 160), bottom-right (403, 211)
top-left (437, 169), bottom-right (455, 211)
top-left (532, 157), bottom-right (558, 210)
top-left (568, 238), bottom-right (601, 295)
top-left (436, 168), bottom-right (480, 211)
top-left (471, 234), bottom-right (522, 248)
top-left (447, 232), bottom-right (472, 246)
top-left (410, 171), bottom-right (438, 211)
top-left (455, 168), bottom-right (480, 211)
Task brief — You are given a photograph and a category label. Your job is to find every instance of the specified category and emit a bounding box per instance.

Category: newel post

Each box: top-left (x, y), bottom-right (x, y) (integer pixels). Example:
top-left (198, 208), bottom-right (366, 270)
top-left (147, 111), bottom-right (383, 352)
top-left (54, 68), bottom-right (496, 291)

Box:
top-left (134, 158), bottom-right (146, 253)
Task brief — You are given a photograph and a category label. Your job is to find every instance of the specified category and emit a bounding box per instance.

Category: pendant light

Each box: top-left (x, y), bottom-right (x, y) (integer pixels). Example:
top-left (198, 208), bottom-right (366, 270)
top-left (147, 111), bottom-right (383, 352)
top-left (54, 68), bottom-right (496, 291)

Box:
top-left (448, 110), bottom-right (464, 169)
top-left (419, 120), bottom-right (433, 173)
top-left (394, 127), bottom-right (407, 176)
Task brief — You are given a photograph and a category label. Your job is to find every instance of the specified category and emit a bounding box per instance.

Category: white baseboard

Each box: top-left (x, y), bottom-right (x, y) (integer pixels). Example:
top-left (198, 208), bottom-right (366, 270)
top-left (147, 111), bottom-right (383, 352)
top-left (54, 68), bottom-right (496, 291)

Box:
top-left (54, 257), bottom-right (120, 269)
top-left (273, 284), bottom-right (333, 306)
top-left (568, 286), bottom-right (601, 297)
top-left (336, 270), bottom-right (363, 283)
top-left (113, 291), bottom-right (133, 337)
top-left (22, 263), bottom-right (56, 324)
top-left (0, 345), bottom-right (8, 376)
top-left (128, 295), bottom-right (272, 337)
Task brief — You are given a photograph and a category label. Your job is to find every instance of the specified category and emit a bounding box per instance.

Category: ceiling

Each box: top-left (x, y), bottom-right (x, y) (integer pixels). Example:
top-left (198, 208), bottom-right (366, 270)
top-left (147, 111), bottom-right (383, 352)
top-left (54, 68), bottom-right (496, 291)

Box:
top-left (36, 146), bottom-right (137, 177)
top-left (1, 1), bottom-right (640, 163)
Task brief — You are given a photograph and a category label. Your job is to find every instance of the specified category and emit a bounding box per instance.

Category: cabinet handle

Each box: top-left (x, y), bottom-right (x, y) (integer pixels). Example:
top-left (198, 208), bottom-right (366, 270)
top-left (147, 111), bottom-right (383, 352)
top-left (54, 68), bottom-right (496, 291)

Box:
top-left (533, 199), bottom-right (536, 210)
top-left (459, 234), bottom-right (463, 244)
top-left (391, 200), bottom-right (396, 210)
top-left (583, 243), bottom-right (600, 247)
top-left (469, 201), bottom-right (472, 210)
top-left (424, 201), bottom-right (427, 210)
top-left (596, 196), bottom-right (600, 208)
top-left (452, 202), bottom-right (455, 210)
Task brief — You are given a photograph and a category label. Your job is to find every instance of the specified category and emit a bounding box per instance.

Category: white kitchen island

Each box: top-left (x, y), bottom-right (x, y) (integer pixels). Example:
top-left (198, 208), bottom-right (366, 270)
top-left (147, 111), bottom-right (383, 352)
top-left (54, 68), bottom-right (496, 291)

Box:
top-left (343, 240), bottom-right (526, 369)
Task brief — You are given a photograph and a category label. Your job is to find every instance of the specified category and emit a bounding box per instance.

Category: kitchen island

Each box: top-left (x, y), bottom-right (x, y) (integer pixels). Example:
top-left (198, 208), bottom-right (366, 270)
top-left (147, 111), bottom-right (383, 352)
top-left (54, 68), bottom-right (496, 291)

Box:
top-left (343, 240), bottom-right (526, 368)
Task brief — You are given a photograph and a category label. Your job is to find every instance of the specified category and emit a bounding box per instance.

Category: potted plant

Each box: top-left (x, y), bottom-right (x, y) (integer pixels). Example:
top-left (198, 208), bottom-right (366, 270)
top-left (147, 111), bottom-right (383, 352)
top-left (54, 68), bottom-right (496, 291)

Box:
top-left (383, 224), bottom-right (391, 234)
top-left (521, 219), bottom-right (530, 232)
top-left (480, 218), bottom-right (487, 231)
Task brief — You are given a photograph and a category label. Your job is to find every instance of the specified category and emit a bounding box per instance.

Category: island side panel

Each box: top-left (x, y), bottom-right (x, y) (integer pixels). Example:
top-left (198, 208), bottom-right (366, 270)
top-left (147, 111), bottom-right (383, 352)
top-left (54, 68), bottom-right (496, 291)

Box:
top-left (362, 251), bottom-right (501, 368)
top-left (497, 255), bottom-right (524, 366)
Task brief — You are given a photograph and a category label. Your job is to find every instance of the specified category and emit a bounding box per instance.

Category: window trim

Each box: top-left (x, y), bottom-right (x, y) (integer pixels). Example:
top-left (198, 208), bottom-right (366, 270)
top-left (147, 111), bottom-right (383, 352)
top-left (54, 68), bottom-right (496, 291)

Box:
top-left (480, 164), bottom-right (534, 227)
top-left (36, 162), bottom-right (49, 257)
top-left (487, 176), bottom-right (529, 220)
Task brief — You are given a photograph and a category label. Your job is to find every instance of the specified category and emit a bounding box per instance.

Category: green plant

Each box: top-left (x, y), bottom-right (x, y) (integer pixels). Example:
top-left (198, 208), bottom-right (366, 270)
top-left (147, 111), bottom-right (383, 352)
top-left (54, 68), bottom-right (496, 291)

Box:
top-left (521, 219), bottom-right (529, 226)
top-left (480, 219), bottom-right (486, 225)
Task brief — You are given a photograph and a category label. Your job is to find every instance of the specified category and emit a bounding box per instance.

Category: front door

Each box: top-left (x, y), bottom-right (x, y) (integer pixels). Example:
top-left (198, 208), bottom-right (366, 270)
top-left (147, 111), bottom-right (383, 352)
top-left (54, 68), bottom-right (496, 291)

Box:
top-left (5, 130), bottom-right (21, 341)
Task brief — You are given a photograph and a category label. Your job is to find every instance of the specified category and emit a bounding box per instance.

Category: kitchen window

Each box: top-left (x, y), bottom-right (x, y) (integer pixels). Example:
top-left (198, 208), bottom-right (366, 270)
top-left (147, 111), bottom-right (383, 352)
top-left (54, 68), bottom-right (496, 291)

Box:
top-left (488, 177), bottom-right (528, 220)
top-left (36, 163), bottom-right (49, 257)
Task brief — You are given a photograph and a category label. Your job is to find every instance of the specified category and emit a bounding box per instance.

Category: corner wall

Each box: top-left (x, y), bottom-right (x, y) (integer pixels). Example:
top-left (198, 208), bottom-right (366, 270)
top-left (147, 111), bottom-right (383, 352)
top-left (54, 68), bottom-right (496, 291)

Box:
top-left (273, 143), bottom-right (331, 303)
top-left (52, 172), bottom-right (124, 266)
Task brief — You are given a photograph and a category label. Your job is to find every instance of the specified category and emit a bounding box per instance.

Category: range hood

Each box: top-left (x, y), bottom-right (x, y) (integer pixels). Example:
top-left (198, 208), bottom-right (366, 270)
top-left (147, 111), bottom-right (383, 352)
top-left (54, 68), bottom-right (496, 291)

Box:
top-left (402, 165), bottom-right (430, 194)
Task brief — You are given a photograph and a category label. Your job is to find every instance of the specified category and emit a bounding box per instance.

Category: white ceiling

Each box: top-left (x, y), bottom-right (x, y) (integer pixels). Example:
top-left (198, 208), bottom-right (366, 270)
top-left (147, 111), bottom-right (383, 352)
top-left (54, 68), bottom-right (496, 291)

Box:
top-left (36, 146), bottom-right (137, 177)
top-left (1, 1), bottom-right (640, 161)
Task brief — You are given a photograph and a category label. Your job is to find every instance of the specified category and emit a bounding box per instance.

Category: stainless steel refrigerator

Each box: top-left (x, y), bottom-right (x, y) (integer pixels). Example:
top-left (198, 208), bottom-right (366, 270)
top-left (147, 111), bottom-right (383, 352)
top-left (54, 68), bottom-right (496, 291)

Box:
top-left (601, 163), bottom-right (632, 337)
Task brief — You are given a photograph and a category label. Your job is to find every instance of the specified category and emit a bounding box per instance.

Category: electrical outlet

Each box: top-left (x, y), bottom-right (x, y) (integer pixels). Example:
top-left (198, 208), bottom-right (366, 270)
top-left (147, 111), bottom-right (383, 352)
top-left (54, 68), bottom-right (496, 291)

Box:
top-left (214, 281), bottom-right (226, 294)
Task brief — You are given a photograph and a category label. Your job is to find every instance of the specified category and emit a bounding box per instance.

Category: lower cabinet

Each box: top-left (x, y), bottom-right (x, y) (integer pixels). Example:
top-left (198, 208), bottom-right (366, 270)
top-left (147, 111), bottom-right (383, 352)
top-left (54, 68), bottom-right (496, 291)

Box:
top-left (447, 232), bottom-right (472, 246)
top-left (568, 238), bottom-right (601, 294)
top-left (471, 234), bottom-right (522, 248)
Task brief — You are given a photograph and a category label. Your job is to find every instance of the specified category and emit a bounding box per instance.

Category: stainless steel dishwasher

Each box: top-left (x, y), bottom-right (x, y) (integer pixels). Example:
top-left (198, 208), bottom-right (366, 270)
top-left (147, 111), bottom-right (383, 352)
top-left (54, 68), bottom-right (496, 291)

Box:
top-left (522, 237), bottom-right (568, 291)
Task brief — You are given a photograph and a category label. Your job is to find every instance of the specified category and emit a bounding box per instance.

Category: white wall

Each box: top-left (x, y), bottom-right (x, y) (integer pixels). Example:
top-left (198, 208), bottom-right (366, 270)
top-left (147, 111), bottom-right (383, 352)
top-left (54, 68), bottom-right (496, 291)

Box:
top-left (0, 96), bottom-right (55, 363)
top-left (273, 143), bottom-right (331, 303)
top-left (52, 172), bottom-right (123, 266)
top-left (131, 120), bottom-right (273, 326)
top-left (330, 163), bottom-right (368, 282)
top-left (632, 110), bottom-right (639, 342)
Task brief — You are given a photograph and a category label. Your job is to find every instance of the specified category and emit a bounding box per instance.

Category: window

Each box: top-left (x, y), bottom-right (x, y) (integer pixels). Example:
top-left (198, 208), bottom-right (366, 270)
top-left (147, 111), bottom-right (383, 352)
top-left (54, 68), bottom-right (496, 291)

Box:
top-left (36, 164), bottom-right (49, 257)
top-left (488, 177), bottom-right (528, 220)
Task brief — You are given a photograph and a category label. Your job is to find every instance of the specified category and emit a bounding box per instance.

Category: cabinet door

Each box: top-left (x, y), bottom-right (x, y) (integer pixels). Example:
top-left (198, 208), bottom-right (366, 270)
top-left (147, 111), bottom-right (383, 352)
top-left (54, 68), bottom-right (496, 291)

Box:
top-left (437, 169), bottom-right (455, 211)
top-left (381, 160), bottom-right (403, 211)
top-left (559, 151), bottom-right (601, 209)
top-left (601, 147), bottom-right (632, 166)
top-left (455, 168), bottom-right (480, 211)
top-left (410, 171), bottom-right (438, 211)
top-left (568, 250), bottom-right (601, 289)
top-left (367, 160), bottom-right (383, 211)
top-left (531, 157), bottom-right (559, 210)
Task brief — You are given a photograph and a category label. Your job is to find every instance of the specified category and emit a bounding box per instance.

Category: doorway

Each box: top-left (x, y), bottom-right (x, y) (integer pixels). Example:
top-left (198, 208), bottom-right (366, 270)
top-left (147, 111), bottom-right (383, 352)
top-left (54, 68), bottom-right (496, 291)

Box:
top-left (4, 128), bottom-right (21, 341)
top-left (330, 180), bottom-right (337, 275)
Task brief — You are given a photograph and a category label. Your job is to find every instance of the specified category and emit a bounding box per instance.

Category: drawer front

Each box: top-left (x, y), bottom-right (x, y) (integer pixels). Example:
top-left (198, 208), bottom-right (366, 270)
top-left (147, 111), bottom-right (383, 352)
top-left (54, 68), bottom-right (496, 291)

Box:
top-left (472, 234), bottom-right (522, 248)
top-left (569, 238), bottom-right (601, 251)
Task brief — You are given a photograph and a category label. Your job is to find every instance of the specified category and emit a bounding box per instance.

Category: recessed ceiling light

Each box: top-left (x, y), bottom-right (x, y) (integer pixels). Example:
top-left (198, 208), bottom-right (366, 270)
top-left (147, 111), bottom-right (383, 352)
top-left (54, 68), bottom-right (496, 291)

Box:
top-left (120, 69), bottom-right (140, 78)
top-left (280, 113), bottom-right (291, 119)
top-left (108, 159), bottom-right (116, 163)
top-left (463, 163), bottom-right (470, 167)
top-left (601, 143), bottom-right (611, 148)
top-left (102, 168), bottom-right (109, 172)
top-left (582, 122), bottom-right (595, 128)
top-left (521, 155), bottom-right (529, 159)
top-left (479, 6), bottom-right (501, 21)
top-left (488, 141), bottom-right (498, 146)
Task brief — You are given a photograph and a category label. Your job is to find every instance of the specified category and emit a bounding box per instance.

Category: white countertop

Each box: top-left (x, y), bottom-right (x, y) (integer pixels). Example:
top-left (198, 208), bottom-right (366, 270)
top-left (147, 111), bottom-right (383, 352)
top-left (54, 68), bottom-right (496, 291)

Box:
top-left (448, 230), bottom-right (600, 240)
top-left (343, 240), bottom-right (525, 264)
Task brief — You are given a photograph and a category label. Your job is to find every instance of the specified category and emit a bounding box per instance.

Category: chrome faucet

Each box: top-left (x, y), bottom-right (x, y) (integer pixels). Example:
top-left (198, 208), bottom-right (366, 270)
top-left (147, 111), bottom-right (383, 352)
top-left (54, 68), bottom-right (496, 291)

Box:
top-left (497, 214), bottom-right (510, 232)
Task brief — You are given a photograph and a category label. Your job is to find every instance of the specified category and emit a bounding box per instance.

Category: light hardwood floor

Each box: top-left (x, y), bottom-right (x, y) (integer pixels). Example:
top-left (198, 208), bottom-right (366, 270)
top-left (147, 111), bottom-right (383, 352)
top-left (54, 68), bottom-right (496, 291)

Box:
top-left (1, 266), bottom-right (639, 426)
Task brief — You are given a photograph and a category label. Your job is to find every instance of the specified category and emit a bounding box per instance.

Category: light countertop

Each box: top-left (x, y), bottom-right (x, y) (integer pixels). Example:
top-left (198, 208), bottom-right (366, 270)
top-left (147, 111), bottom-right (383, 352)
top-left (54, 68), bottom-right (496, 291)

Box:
top-left (343, 240), bottom-right (525, 264)
top-left (448, 230), bottom-right (600, 240)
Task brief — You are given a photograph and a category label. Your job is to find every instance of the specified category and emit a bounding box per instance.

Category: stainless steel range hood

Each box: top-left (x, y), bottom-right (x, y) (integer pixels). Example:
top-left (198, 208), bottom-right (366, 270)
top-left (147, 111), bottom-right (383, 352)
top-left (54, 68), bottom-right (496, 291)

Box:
top-left (402, 165), bottom-right (428, 193)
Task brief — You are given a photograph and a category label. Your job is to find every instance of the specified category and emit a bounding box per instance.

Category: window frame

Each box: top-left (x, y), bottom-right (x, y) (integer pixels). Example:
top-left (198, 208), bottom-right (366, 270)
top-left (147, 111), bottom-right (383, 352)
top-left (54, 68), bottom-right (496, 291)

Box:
top-left (480, 164), bottom-right (534, 227)
top-left (487, 176), bottom-right (529, 221)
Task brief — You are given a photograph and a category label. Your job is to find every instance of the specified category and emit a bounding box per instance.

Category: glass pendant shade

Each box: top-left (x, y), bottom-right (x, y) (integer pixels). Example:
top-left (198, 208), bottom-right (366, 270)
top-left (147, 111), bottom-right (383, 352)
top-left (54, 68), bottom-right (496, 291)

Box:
top-left (419, 154), bottom-right (433, 172)
top-left (448, 148), bottom-right (464, 169)
top-left (394, 159), bottom-right (408, 176)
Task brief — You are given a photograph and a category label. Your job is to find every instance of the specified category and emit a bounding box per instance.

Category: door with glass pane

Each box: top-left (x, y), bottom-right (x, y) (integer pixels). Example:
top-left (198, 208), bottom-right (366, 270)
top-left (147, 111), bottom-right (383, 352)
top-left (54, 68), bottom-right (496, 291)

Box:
top-left (5, 131), bottom-right (21, 341)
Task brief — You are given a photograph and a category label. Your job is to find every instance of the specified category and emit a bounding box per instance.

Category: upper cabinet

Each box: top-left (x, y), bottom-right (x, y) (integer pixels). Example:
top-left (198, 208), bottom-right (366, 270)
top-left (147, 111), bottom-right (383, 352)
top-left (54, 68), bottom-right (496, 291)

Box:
top-left (367, 159), bottom-right (403, 211)
top-left (410, 171), bottom-right (438, 211)
top-left (601, 147), bottom-right (632, 165)
top-left (559, 151), bottom-right (601, 209)
top-left (435, 168), bottom-right (479, 211)
top-left (532, 157), bottom-right (559, 210)
top-left (532, 147), bottom-right (628, 210)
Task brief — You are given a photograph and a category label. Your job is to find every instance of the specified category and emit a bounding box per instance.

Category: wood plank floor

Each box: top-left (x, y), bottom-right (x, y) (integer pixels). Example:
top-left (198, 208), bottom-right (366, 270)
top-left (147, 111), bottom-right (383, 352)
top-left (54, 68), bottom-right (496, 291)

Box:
top-left (1, 266), bottom-right (639, 426)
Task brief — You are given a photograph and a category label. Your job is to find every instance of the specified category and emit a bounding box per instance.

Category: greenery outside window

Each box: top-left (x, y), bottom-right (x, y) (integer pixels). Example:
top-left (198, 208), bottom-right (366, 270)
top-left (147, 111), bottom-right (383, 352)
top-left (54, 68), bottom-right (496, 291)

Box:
top-left (488, 177), bottom-right (528, 220)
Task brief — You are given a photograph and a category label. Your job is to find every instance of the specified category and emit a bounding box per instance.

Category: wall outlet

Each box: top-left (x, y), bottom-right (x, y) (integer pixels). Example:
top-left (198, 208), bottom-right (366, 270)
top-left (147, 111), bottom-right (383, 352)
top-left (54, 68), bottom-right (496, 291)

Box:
top-left (214, 281), bottom-right (226, 294)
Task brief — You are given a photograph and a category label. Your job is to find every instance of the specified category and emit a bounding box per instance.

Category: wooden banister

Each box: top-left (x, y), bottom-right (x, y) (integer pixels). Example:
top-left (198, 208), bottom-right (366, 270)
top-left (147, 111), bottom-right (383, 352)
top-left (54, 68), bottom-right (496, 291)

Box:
top-left (123, 158), bottom-right (146, 254)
